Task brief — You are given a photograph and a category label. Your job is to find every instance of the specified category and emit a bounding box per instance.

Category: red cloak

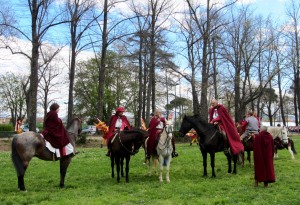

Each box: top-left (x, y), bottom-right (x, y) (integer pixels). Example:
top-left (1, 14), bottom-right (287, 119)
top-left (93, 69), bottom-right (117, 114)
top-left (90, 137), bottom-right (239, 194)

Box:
top-left (254, 131), bottom-right (275, 183)
top-left (42, 110), bottom-right (70, 149)
top-left (147, 117), bottom-right (166, 156)
top-left (209, 104), bottom-right (244, 155)
top-left (106, 114), bottom-right (131, 143)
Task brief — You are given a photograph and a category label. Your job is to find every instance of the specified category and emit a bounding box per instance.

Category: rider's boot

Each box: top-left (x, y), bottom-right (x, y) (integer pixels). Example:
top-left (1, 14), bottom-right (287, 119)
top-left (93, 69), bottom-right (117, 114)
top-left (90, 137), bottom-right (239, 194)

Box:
top-left (172, 138), bottom-right (178, 158)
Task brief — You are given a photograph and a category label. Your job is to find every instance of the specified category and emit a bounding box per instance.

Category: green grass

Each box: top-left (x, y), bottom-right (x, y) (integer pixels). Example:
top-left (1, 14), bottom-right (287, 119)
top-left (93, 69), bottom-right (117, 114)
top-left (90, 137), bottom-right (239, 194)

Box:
top-left (1, 137), bottom-right (300, 205)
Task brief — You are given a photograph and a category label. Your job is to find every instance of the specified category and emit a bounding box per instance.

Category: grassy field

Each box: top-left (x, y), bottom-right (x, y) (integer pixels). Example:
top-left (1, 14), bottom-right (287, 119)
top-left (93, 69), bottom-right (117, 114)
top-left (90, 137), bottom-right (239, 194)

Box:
top-left (1, 136), bottom-right (300, 205)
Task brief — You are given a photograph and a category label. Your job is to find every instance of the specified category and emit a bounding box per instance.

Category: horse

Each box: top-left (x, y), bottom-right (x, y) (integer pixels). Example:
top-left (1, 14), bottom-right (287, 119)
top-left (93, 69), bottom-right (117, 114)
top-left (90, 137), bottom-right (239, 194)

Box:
top-left (110, 128), bottom-right (148, 183)
top-left (238, 133), bottom-right (255, 167)
top-left (156, 120), bottom-right (173, 182)
top-left (11, 117), bottom-right (82, 191)
top-left (144, 121), bottom-right (174, 181)
top-left (268, 126), bottom-right (297, 159)
top-left (178, 115), bottom-right (238, 177)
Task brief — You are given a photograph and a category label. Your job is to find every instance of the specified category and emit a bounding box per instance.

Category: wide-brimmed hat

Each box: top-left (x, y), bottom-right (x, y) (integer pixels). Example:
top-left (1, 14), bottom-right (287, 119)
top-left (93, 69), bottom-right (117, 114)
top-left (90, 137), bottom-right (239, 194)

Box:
top-left (116, 107), bottom-right (125, 112)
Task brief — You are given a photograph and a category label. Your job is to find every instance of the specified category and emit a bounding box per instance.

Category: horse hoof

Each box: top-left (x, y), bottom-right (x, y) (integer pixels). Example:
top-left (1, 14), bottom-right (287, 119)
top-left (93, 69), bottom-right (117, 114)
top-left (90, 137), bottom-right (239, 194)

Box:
top-left (60, 184), bottom-right (65, 188)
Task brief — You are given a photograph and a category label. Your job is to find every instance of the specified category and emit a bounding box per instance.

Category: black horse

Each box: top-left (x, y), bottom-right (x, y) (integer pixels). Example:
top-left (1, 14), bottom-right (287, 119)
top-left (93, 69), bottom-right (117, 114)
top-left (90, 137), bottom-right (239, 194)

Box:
top-left (110, 128), bottom-right (148, 183)
top-left (11, 117), bottom-right (82, 191)
top-left (178, 115), bottom-right (238, 177)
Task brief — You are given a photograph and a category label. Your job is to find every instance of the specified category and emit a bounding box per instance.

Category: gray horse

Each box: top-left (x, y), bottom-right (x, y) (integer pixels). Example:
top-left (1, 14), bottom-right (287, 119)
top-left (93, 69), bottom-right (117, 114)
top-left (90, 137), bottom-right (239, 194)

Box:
top-left (11, 117), bottom-right (81, 191)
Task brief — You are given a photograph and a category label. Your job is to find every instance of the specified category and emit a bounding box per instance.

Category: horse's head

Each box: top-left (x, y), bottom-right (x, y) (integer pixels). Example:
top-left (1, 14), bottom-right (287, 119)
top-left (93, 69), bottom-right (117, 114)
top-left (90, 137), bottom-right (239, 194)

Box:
top-left (281, 126), bottom-right (288, 141)
top-left (67, 117), bottom-right (82, 135)
top-left (131, 128), bottom-right (149, 153)
top-left (178, 115), bottom-right (193, 137)
top-left (165, 120), bottom-right (174, 137)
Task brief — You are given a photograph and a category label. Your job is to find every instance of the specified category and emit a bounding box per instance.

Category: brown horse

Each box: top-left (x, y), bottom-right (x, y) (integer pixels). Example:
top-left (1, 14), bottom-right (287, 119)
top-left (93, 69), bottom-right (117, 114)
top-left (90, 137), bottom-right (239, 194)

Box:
top-left (110, 128), bottom-right (148, 183)
top-left (11, 118), bottom-right (82, 191)
top-left (239, 134), bottom-right (255, 167)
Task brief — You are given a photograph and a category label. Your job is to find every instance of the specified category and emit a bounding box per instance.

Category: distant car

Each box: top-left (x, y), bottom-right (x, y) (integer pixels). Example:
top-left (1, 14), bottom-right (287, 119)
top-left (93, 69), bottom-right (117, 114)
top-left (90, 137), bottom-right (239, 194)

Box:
top-left (22, 124), bottom-right (40, 133)
top-left (82, 125), bottom-right (96, 135)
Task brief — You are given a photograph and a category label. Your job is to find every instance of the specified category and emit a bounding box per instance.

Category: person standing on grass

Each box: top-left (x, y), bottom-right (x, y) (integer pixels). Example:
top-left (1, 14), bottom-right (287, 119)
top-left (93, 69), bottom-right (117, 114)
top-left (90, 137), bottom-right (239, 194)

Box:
top-left (15, 117), bottom-right (23, 134)
top-left (253, 126), bottom-right (276, 187)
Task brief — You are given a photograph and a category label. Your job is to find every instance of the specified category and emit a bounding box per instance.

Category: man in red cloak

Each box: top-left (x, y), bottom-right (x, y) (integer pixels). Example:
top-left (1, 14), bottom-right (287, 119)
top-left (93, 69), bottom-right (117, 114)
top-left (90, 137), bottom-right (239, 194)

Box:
top-left (106, 107), bottom-right (131, 156)
top-left (253, 126), bottom-right (276, 187)
top-left (209, 99), bottom-right (244, 155)
top-left (42, 103), bottom-right (73, 156)
top-left (147, 109), bottom-right (166, 158)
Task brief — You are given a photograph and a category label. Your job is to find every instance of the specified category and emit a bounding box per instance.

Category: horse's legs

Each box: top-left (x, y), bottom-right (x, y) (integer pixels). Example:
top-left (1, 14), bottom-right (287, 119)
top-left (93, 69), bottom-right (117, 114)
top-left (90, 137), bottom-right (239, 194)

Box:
top-left (115, 156), bottom-right (121, 183)
top-left (125, 156), bottom-right (130, 183)
top-left (16, 160), bottom-right (29, 191)
top-left (147, 157), bottom-right (151, 176)
top-left (121, 157), bottom-right (124, 177)
top-left (288, 145), bottom-right (295, 160)
top-left (166, 156), bottom-right (171, 183)
top-left (111, 155), bottom-right (115, 178)
top-left (224, 152), bottom-right (232, 174)
top-left (153, 157), bottom-right (158, 175)
top-left (12, 141), bottom-right (31, 191)
top-left (237, 152), bottom-right (244, 167)
top-left (59, 156), bottom-right (71, 188)
top-left (158, 155), bottom-right (163, 182)
top-left (210, 153), bottom-right (216, 177)
top-left (232, 154), bottom-right (237, 174)
top-left (247, 151), bottom-right (251, 167)
top-left (200, 148), bottom-right (208, 177)
top-left (274, 149), bottom-right (278, 158)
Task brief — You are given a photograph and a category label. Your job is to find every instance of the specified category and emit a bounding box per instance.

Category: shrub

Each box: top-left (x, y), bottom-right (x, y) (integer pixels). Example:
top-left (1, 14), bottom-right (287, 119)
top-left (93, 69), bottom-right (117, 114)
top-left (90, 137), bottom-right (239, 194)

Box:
top-left (0, 124), bottom-right (14, 131)
top-left (76, 133), bottom-right (87, 144)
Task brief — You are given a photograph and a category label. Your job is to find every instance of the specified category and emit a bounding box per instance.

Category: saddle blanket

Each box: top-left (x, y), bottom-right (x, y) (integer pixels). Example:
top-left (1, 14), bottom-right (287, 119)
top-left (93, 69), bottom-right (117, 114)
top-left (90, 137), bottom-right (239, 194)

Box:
top-left (40, 134), bottom-right (74, 158)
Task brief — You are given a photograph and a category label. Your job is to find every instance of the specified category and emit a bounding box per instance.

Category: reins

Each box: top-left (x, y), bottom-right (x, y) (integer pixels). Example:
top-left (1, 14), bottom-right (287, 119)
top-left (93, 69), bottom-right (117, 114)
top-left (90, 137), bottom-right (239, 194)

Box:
top-left (118, 133), bottom-right (139, 155)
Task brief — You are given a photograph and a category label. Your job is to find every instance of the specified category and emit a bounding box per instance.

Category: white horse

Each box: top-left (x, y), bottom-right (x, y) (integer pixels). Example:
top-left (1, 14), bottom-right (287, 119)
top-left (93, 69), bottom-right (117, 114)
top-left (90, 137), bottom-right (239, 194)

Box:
top-left (156, 120), bottom-right (173, 182)
top-left (267, 126), bottom-right (296, 159)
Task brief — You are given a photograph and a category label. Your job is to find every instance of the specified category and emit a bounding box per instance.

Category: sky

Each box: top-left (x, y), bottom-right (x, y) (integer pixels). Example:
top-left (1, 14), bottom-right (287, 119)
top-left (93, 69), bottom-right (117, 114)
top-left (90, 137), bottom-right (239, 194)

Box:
top-left (0, 0), bottom-right (292, 117)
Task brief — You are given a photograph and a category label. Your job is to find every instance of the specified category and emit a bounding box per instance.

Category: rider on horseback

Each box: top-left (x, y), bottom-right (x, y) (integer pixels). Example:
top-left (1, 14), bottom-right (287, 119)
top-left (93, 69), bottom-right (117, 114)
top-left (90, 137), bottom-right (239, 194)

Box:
top-left (240, 110), bottom-right (260, 141)
top-left (147, 109), bottom-right (178, 159)
top-left (106, 107), bottom-right (131, 157)
top-left (209, 99), bottom-right (244, 155)
top-left (42, 103), bottom-right (75, 157)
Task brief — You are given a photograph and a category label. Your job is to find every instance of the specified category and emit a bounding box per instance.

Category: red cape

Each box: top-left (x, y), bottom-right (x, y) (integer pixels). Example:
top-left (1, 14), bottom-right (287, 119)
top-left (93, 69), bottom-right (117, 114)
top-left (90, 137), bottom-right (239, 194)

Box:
top-left (254, 131), bottom-right (275, 183)
top-left (42, 110), bottom-right (70, 148)
top-left (106, 115), bottom-right (131, 142)
top-left (209, 104), bottom-right (244, 155)
top-left (147, 117), bottom-right (166, 156)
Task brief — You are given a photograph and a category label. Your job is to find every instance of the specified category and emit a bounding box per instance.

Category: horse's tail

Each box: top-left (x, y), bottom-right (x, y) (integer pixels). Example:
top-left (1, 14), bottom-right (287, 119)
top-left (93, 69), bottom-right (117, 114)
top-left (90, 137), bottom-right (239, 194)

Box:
top-left (11, 136), bottom-right (25, 176)
top-left (290, 139), bottom-right (297, 155)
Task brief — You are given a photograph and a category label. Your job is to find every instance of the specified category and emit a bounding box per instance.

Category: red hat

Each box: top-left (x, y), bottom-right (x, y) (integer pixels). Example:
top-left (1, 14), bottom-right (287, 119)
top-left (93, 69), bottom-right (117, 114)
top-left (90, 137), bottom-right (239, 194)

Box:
top-left (116, 107), bottom-right (125, 112)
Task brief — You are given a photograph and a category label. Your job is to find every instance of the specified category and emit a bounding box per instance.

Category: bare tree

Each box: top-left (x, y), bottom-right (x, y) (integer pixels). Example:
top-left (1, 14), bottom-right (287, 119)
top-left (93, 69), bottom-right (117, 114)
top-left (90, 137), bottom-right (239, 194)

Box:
top-left (0, 73), bottom-right (26, 127)
top-left (64, 0), bottom-right (96, 125)
top-left (285, 0), bottom-right (300, 126)
top-left (0, 0), bottom-right (71, 131)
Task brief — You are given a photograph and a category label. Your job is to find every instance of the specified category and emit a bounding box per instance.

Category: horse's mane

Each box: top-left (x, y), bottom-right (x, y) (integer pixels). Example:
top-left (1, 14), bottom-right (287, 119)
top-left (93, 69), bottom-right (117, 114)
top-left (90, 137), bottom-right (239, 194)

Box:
top-left (66, 117), bottom-right (81, 129)
top-left (187, 115), bottom-right (212, 127)
top-left (123, 127), bottom-right (148, 136)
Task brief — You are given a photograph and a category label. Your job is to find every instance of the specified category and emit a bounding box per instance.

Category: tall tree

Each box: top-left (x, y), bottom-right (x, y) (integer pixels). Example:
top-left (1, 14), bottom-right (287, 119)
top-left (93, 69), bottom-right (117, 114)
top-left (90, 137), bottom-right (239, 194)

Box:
top-left (0, 0), bottom-right (70, 131)
top-left (0, 73), bottom-right (26, 127)
top-left (64, 0), bottom-right (96, 125)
